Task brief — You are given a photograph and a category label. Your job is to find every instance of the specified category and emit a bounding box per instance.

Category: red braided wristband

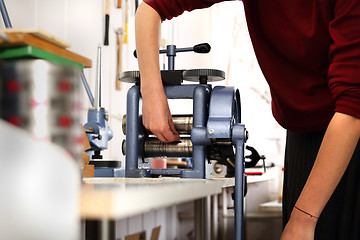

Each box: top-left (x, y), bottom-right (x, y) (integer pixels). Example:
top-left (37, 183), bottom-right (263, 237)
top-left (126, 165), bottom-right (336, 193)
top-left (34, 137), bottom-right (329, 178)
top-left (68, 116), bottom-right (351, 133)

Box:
top-left (294, 206), bottom-right (319, 219)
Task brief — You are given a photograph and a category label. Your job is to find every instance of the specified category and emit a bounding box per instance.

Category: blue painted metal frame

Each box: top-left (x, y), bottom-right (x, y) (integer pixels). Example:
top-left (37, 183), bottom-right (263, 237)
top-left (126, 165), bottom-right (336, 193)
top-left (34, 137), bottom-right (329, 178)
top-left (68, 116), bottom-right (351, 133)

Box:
top-left (125, 85), bottom-right (148, 177)
top-left (125, 83), bottom-right (213, 178)
top-left (84, 108), bottom-right (113, 151)
top-left (207, 86), bottom-right (235, 139)
top-left (232, 124), bottom-right (246, 240)
top-left (94, 167), bottom-right (125, 177)
top-left (124, 83), bottom-right (246, 239)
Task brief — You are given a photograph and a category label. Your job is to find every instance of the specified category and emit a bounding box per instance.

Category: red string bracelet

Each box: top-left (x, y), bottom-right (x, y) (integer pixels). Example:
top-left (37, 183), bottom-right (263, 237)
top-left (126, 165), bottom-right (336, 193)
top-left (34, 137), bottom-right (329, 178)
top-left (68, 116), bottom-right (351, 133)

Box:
top-left (294, 206), bottom-right (319, 219)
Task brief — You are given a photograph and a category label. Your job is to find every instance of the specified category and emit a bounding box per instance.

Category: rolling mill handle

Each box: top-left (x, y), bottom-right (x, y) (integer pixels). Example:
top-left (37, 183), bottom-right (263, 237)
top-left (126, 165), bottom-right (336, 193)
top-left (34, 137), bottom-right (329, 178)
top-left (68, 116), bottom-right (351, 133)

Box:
top-left (133, 43), bottom-right (211, 70)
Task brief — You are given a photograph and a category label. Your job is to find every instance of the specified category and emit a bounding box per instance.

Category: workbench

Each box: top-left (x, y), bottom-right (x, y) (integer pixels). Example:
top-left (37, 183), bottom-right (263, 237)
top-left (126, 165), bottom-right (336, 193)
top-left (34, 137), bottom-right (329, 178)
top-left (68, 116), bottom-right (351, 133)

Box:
top-left (80, 177), bottom-right (236, 240)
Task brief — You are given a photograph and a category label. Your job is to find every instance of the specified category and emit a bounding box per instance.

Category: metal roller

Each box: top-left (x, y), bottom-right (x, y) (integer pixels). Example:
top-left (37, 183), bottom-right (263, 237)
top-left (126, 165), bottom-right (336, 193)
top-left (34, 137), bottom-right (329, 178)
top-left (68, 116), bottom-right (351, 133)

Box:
top-left (122, 136), bottom-right (237, 164)
top-left (170, 115), bottom-right (193, 134)
top-left (144, 137), bottom-right (193, 158)
top-left (122, 114), bottom-right (193, 135)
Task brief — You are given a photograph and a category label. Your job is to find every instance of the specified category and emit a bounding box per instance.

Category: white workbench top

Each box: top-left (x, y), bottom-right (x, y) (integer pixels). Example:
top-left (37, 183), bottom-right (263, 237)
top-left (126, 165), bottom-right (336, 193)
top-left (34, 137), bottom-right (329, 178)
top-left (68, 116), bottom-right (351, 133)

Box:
top-left (80, 177), bottom-right (235, 220)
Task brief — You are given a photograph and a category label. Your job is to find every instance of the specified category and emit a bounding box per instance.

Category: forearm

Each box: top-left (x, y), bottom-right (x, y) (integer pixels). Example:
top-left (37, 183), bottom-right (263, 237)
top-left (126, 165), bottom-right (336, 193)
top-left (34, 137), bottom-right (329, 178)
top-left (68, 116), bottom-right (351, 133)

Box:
top-left (134, 2), bottom-right (180, 142)
top-left (135, 2), bottom-right (163, 96)
top-left (295, 112), bottom-right (360, 221)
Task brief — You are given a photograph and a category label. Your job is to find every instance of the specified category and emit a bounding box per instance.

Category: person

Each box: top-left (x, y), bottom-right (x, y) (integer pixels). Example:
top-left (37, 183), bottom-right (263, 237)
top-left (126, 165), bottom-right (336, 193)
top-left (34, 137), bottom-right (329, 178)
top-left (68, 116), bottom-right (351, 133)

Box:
top-left (134, 0), bottom-right (360, 239)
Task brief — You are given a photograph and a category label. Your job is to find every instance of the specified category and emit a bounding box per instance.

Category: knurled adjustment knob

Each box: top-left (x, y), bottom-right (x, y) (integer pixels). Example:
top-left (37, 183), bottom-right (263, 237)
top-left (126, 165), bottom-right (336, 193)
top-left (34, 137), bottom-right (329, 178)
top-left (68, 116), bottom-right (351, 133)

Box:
top-left (182, 69), bottom-right (225, 84)
top-left (119, 71), bottom-right (140, 83)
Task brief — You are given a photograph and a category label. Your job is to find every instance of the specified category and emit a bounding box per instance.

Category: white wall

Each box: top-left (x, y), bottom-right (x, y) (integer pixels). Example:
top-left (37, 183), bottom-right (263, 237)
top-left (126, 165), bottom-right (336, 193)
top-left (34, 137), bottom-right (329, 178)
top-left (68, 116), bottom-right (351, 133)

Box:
top-left (210, 2), bottom-right (286, 166)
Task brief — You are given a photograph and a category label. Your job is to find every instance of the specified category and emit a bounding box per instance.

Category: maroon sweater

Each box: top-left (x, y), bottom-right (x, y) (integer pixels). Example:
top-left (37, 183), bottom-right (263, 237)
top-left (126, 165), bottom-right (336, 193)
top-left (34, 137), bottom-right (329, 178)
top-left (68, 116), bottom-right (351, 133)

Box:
top-left (144, 0), bottom-right (360, 132)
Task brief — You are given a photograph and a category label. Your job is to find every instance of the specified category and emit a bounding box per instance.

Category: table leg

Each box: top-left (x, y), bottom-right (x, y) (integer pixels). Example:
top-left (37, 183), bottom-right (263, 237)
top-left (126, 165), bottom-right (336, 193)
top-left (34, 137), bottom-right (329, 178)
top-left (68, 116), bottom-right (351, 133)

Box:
top-left (85, 219), bottom-right (115, 240)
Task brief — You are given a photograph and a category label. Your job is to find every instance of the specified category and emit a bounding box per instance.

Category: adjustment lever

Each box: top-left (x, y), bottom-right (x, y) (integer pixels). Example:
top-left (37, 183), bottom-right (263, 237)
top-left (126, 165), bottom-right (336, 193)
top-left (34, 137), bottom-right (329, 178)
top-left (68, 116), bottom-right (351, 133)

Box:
top-left (133, 43), bottom-right (211, 70)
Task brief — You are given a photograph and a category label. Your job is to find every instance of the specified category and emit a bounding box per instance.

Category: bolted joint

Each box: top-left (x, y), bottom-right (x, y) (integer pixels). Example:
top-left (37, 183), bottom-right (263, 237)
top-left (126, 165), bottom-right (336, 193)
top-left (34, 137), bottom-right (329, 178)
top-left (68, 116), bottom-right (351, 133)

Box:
top-left (191, 127), bottom-right (211, 146)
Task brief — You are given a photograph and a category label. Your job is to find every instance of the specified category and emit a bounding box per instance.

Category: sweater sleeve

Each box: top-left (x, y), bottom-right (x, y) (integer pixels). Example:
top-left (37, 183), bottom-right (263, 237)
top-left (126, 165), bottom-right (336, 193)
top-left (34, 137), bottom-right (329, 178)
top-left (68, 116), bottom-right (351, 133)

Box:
top-left (328, 0), bottom-right (360, 119)
top-left (143, 0), bottom-right (227, 21)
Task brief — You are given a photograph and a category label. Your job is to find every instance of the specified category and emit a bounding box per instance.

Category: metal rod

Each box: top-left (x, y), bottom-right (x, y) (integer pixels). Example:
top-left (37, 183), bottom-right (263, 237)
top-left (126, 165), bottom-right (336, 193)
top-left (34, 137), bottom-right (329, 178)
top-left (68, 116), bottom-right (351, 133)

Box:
top-left (81, 71), bottom-right (95, 107)
top-left (195, 199), bottom-right (206, 240)
top-left (222, 188), bottom-right (228, 240)
top-left (211, 195), bottom-right (218, 240)
top-left (166, 45), bottom-right (176, 70)
top-left (159, 47), bottom-right (193, 54)
top-left (234, 124), bottom-right (246, 240)
top-left (0, 0), bottom-right (12, 28)
top-left (94, 45), bottom-right (102, 109)
top-left (205, 196), bottom-right (211, 240)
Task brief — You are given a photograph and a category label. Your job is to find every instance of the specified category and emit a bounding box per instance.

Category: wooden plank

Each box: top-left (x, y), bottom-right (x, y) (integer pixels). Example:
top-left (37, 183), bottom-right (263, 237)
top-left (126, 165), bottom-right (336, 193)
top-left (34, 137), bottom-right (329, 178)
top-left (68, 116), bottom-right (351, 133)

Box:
top-left (2, 28), bottom-right (71, 48)
top-left (0, 32), bottom-right (92, 68)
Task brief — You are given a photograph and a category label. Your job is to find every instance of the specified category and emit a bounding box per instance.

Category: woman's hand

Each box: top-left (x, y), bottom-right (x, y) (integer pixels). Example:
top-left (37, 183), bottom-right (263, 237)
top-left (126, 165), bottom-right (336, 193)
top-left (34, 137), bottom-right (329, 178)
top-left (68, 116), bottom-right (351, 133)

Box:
top-left (281, 206), bottom-right (317, 240)
top-left (141, 86), bottom-right (180, 142)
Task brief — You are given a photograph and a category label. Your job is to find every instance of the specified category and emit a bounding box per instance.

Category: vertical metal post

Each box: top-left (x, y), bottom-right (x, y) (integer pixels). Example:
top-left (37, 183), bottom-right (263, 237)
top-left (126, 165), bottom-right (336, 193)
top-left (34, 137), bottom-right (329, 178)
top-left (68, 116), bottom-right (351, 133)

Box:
top-left (94, 45), bottom-right (102, 109)
top-left (195, 198), bottom-right (205, 240)
top-left (0, 0), bottom-right (12, 28)
top-left (125, 86), bottom-right (141, 173)
top-left (166, 45), bottom-right (176, 70)
top-left (222, 188), bottom-right (228, 240)
top-left (205, 195), bottom-right (211, 240)
top-left (232, 124), bottom-right (246, 240)
top-left (211, 194), bottom-right (218, 240)
top-left (85, 219), bottom-right (115, 240)
top-left (182, 86), bottom-right (209, 179)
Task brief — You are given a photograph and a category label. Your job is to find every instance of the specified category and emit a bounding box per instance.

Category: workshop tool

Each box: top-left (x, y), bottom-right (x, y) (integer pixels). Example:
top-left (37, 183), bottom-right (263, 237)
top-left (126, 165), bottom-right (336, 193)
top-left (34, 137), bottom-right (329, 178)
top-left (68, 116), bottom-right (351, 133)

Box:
top-left (81, 72), bottom-right (95, 107)
top-left (115, 27), bottom-right (124, 90)
top-left (83, 45), bottom-right (113, 157)
top-left (245, 145), bottom-right (266, 172)
top-left (120, 43), bottom-right (246, 240)
top-left (133, 43), bottom-right (211, 70)
top-left (135, 0), bottom-right (139, 13)
top-left (81, 126), bottom-right (94, 178)
top-left (83, 45), bottom-right (123, 177)
top-left (104, 0), bottom-right (110, 46)
top-left (124, 0), bottom-right (128, 44)
top-left (0, 0), bottom-right (11, 28)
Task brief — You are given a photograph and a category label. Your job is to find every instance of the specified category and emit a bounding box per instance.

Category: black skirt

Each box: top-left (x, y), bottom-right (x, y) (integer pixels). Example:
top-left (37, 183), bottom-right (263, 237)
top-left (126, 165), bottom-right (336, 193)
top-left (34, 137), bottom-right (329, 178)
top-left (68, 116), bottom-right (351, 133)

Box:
top-left (283, 130), bottom-right (360, 240)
